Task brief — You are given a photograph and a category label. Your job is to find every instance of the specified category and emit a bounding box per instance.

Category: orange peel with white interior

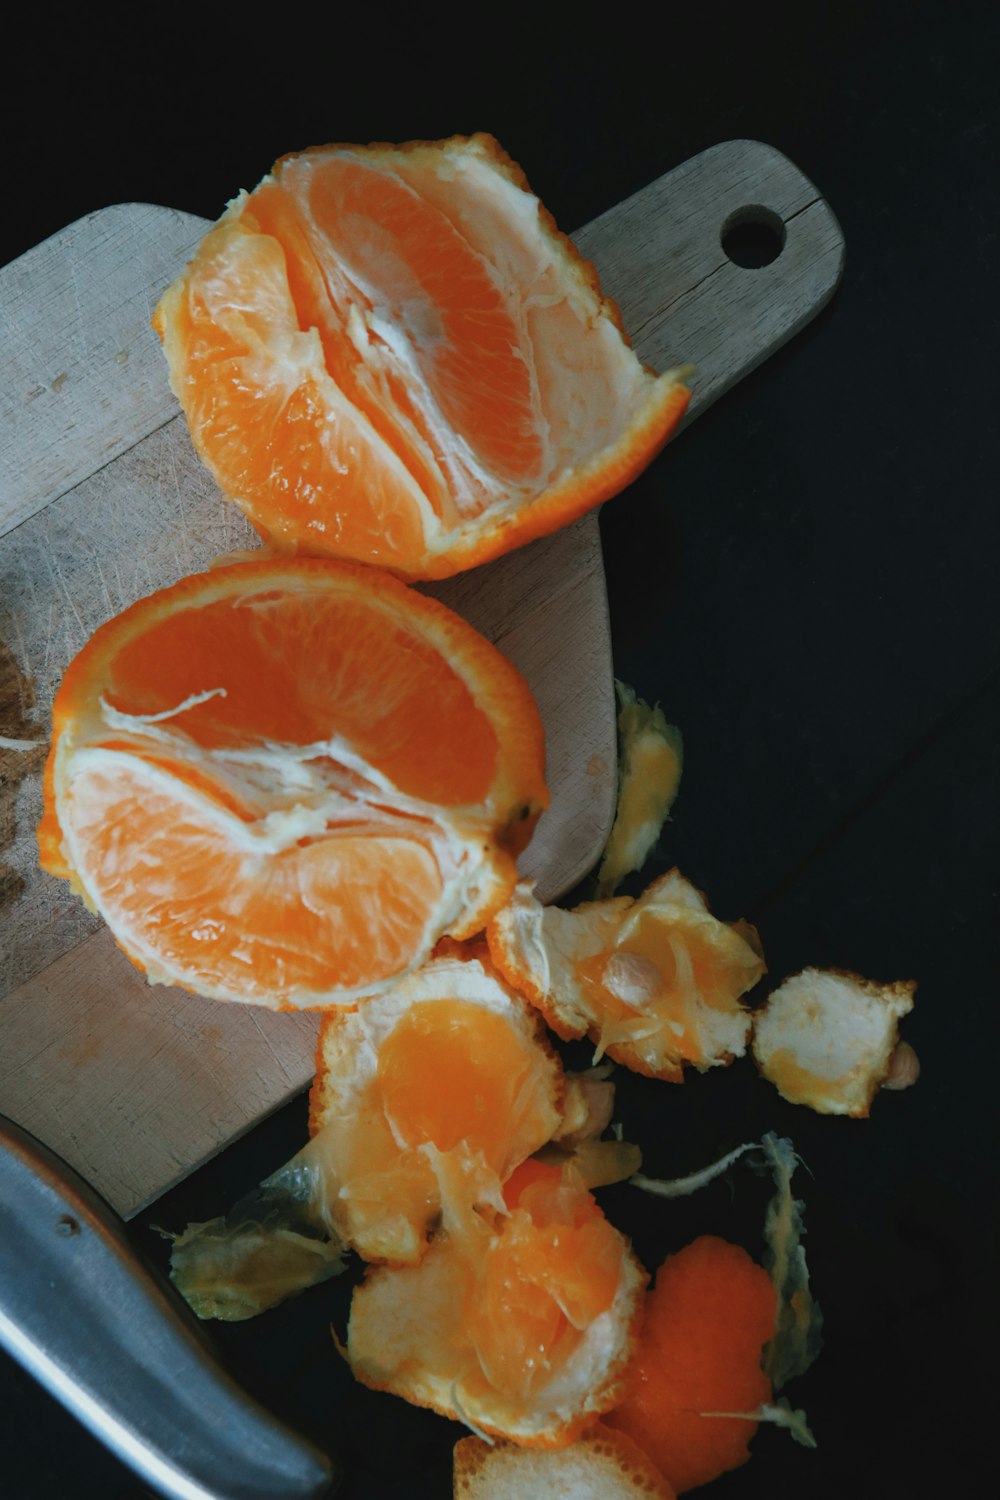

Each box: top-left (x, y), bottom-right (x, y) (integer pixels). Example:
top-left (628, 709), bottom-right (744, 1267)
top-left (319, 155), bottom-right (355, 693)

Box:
top-left (453, 1424), bottom-right (677, 1497)
top-left (346, 1158), bottom-right (646, 1447)
top-left (488, 870), bottom-right (765, 1081)
top-left (605, 1235), bottom-right (777, 1493)
top-left (751, 967), bottom-right (917, 1116)
top-left (306, 948), bottom-right (564, 1264)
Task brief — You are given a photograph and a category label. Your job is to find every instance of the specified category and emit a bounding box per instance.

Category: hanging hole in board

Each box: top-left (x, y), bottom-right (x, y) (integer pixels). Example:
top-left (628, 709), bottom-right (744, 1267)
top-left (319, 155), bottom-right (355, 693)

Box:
top-left (721, 206), bottom-right (786, 268)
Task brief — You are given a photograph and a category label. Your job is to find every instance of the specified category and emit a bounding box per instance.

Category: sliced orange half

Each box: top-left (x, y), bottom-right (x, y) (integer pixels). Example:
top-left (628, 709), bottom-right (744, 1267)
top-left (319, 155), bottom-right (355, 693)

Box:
top-left (153, 134), bottom-right (689, 580)
top-left (38, 560), bottom-right (547, 1007)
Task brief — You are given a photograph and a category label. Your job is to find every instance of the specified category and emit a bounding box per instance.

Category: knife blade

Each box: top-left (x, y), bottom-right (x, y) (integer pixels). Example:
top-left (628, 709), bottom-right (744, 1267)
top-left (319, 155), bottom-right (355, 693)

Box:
top-left (0, 1113), bottom-right (338, 1500)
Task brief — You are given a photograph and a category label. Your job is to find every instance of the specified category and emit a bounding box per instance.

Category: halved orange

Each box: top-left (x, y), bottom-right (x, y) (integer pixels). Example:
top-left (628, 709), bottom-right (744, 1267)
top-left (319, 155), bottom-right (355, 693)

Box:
top-left (38, 559), bottom-right (547, 1007)
top-left (154, 134), bottom-right (690, 580)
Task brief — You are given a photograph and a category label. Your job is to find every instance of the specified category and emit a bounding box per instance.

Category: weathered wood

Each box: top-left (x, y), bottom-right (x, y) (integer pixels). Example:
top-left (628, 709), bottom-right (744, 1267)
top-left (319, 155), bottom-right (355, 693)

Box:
top-left (577, 138), bottom-right (843, 416)
top-left (0, 927), bottom-right (320, 1217)
top-left (0, 140), bottom-right (843, 1215)
top-left (0, 204), bottom-right (209, 538)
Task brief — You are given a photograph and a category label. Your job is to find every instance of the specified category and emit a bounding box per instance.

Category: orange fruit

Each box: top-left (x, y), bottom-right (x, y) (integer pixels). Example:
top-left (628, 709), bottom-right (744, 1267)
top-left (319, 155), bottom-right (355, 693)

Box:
top-left (38, 559), bottom-right (547, 1007)
top-left (153, 134), bottom-right (690, 581)
top-left (306, 948), bottom-right (565, 1263)
top-left (346, 1157), bottom-right (647, 1446)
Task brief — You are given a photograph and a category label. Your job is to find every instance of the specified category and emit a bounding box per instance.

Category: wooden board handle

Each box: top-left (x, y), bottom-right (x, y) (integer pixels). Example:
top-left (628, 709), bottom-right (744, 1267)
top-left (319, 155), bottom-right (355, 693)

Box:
top-left (577, 139), bottom-right (844, 418)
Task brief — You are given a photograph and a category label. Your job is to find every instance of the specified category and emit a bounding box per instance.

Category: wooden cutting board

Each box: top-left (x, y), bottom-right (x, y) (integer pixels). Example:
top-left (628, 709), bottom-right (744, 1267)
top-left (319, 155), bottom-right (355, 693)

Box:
top-left (0, 140), bottom-right (843, 1217)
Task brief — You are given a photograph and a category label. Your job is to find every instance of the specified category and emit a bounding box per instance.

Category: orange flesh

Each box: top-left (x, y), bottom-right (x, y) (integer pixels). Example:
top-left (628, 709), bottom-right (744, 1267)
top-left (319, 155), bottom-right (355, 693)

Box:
top-left (376, 1000), bottom-right (551, 1171)
top-left (606, 1236), bottom-right (776, 1493)
top-left (62, 757), bottom-right (443, 995)
top-left (464, 1173), bottom-right (622, 1402)
top-left (154, 137), bottom-right (690, 580)
top-left (99, 589), bottom-right (499, 807)
top-left (42, 561), bottom-right (547, 1006)
top-left (246, 181), bottom-right (451, 515)
top-left (302, 155), bottom-right (545, 487)
top-left (161, 217), bottom-right (431, 568)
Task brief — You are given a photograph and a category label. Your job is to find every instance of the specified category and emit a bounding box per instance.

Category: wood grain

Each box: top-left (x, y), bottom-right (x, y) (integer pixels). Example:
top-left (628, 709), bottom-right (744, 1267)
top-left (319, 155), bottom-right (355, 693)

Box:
top-left (0, 140), bottom-right (843, 1215)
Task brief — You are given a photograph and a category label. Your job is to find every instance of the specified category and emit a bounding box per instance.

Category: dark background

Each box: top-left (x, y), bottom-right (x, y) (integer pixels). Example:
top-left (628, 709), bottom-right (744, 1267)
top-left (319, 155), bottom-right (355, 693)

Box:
top-left (3, 4), bottom-right (997, 1497)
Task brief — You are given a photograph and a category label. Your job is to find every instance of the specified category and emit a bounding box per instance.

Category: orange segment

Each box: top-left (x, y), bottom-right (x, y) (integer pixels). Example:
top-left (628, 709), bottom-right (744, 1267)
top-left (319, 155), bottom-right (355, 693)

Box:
top-left (295, 152), bottom-right (546, 486)
top-left (40, 560), bottom-right (547, 1008)
top-left (154, 133), bottom-right (690, 580)
top-left (155, 212), bottom-right (437, 567)
top-left (488, 871), bottom-right (765, 1081)
top-left (60, 752), bottom-right (443, 996)
top-left (346, 1161), bottom-right (647, 1446)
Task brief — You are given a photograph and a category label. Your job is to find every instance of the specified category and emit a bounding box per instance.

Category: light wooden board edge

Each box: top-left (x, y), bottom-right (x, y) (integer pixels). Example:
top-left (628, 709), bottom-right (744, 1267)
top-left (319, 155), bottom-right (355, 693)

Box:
top-left (0, 140), bottom-right (844, 1215)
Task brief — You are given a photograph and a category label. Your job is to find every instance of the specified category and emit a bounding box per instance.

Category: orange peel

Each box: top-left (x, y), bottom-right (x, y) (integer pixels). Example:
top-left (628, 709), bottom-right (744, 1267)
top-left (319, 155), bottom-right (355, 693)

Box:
top-left (488, 870), bottom-right (765, 1081)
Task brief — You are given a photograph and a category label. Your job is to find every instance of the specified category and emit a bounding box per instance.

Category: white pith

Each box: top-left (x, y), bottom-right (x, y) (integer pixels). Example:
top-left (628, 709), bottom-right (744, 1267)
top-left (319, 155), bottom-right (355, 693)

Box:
top-left (54, 710), bottom-right (502, 1008)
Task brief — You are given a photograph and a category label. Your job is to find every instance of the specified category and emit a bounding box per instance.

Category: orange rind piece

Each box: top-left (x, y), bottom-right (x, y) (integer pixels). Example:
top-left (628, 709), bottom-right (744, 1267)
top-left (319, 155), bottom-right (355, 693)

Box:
top-left (606, 1235), bottom-right (777, 1494)
top-left (488, 871), bottom-right (765, 1081)
top-left (306, 948), bottom-right (564, 1264)
top-left (751, 967), bottom-right (917, 1116)
top-left (453, 1424), bottom-right (677, 1497)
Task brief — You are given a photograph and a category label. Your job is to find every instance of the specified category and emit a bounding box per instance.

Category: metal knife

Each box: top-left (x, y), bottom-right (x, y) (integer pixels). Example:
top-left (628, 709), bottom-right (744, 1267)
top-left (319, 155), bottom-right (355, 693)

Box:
top-left (0, 1113), bottom-right (338, 1500)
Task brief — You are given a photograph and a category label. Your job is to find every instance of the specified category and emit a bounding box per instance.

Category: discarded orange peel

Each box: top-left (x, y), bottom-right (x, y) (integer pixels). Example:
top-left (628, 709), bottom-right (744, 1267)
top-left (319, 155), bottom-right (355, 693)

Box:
top-left (307, 949), bottom-right (564, 1263)
top-left (453, 1424), bottom-right (678, 1497)
top-left (752, 968), bottom-right (917, 1116)
top-left (488, 870), bottom-right (765, 1080)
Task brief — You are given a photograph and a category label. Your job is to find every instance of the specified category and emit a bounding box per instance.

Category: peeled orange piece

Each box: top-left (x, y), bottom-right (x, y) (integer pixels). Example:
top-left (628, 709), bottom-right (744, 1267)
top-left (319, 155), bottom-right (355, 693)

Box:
top-left (306, 949), bottom-right (564, 1263)
top-left (153, 134), bottom-right (690, 581)
top-left (488, 871), bottom-right (765, 1081)
top-left (38, 560), bottom-right (546, 1007)
top-left (347, 1159), bottom-right (646, 1447)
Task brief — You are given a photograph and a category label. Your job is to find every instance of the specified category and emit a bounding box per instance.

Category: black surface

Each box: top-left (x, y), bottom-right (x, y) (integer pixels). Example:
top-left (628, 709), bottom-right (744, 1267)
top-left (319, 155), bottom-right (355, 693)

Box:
top-left (3, 6), bottom-right (997, 1497)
